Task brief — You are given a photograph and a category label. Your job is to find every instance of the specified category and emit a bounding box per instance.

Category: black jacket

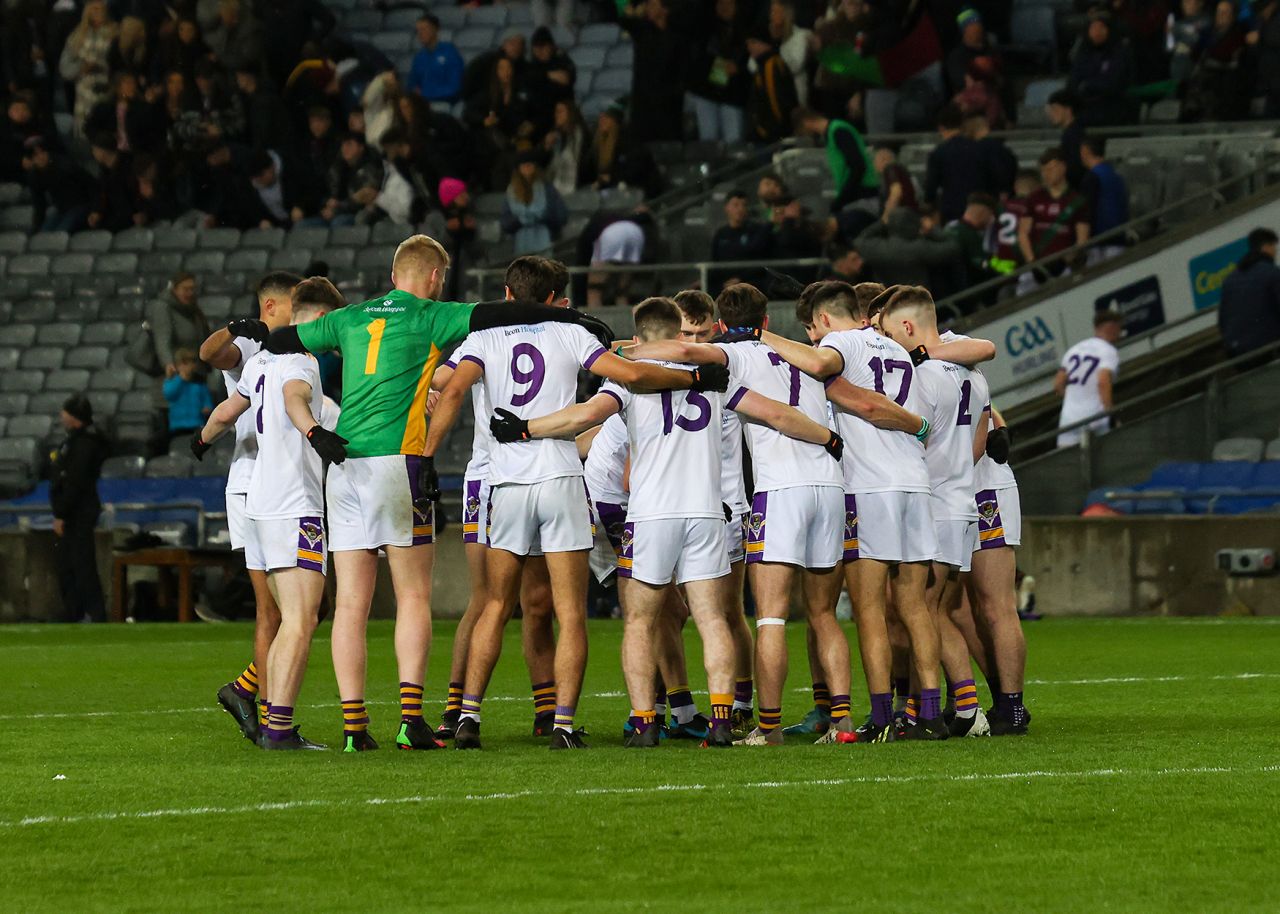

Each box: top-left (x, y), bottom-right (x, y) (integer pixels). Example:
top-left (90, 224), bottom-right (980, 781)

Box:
top-left (924, 134), bottom-right (983, 224)
top-left (27, 155), bottom-right (98, 228)
top-left (1219, 255), bottom-right (1280, 356)
top-left (50, 425), bottom-right (108, 522)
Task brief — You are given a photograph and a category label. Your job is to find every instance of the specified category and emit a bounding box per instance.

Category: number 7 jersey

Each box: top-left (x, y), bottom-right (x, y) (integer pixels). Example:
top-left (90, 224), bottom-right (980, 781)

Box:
top-left (819, 327), bottom-right (930, 495)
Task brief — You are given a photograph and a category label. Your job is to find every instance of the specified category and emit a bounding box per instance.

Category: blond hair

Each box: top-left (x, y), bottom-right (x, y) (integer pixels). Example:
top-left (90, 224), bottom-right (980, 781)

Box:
top-left (392, 234), bottom-right (450, 280)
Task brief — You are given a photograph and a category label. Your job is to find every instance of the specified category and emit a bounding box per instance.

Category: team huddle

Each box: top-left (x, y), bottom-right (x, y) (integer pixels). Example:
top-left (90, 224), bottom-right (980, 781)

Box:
top-left (196, 233), bottom-right (1030, 752)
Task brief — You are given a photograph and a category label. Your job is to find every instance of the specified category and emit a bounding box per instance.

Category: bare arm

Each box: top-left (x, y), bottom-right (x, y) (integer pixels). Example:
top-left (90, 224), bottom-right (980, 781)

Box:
top-left (590, 350), bottom-right (700, 390)
top-left (1053, 368), bottom-right (1068, 398)
top-left (1018, 216), bottom-right (1034, 265)
top-left (199, 391), bottom-right (249, 444)
top-left (991, 405), bottom-right (1007, 428)
top-left (733, 389), bottom-right (832, 445)
top-left (199, 326), bottom-right (241, 370)
top-left (881, 181), bottom-right (903, 222)
top-left (424, 359), bottom-right (483, 457)
top-left (973, 406), bottom-right (990, 464)
top-left (282, 379), bottom-right (320, 436)
top-left (1075, 221), bottom-right (1090, 247)
top-left (622, 340), bottom-right (727, 367)
top-left (575, 425), bottom-right (602, 460)
top-left (932, 337), bottom-right (995, 366)
top-left (527, 393), bottom-right (621, 440)
top-left (759, 330), bottom-right (842, 379)
top-left (431, 362), bottom-right (455, 392)
top-left (825, 377), bottom-right (926, 434)
top-left (1097, 368), bottom-right (1113, 411)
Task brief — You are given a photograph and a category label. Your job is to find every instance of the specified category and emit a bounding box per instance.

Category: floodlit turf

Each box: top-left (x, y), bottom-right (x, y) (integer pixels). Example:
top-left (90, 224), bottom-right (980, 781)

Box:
top-left (3, 617), bottom-right (1280, 913)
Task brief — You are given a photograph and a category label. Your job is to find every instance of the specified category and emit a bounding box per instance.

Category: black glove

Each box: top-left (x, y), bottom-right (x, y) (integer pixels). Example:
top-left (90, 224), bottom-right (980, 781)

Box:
top-left (986, 426), bottom-right (1012, 464)
top-left (823, 431), bottom-right (844, 462)
top-left (227, 318), bottom-right (269, 343)
top-left (908, 344), bottom-right (930, 366)
top-left (415, 455), bottom-right (440, 509)
top-left (688, 363), bottom-right (730, 393)
top-left (722, 502), bottom-right (732, 522)
top-left (713, 325), bottom-right (762, 344)
top-left (491, 408), bottom-right (531, 443)
top-left (190, 430), bottom-right (211, 461)
top-left (576, 312), bottom-right (616, 349)
top-left (306, 426), bottom-right (349, 464)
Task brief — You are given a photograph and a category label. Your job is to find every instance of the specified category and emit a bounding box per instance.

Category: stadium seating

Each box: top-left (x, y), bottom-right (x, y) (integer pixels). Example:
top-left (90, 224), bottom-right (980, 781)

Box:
top-left (1089, 441), bottom-right (1280, 515)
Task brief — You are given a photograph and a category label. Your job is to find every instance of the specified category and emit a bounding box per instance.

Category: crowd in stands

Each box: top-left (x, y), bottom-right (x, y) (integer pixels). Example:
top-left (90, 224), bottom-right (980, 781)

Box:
top-left (0, 0), bottom-right (1276, 285)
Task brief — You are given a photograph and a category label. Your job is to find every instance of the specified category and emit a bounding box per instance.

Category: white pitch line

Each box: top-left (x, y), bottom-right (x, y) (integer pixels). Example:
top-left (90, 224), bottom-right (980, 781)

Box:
top-left (5, 764), bottom-right (1277, 830)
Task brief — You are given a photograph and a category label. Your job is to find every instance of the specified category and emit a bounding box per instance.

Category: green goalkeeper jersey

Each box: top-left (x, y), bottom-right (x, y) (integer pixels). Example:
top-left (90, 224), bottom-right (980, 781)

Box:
top-left (296, 290), bottom-right (475, 458)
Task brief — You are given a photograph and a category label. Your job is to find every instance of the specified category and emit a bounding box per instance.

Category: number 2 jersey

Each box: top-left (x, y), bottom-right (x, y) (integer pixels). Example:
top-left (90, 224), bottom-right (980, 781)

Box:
top-left (715, 340), bottom-right (841, 493)
top-left (236, 351), bottom-right (334, 520)
top-left (600, 361), bottom-right (735, 522)
top-left (452, 322), bottom-right (607, 486)
top-left (818, 327), bottom-right (930, 495)
top-left (295, 289), bottom-right (475, 459)
top-left (914, 359), bottom-right (989, 521)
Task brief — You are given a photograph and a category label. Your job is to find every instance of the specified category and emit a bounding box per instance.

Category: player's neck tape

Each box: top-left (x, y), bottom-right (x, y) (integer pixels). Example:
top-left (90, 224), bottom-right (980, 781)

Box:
top-left (755, 618), bottom-right (786, 628)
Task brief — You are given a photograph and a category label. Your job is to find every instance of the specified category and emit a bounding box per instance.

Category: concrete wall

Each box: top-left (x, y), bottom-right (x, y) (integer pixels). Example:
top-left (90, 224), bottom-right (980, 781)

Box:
top-left (1020, 516), bottom-right (1280, 617)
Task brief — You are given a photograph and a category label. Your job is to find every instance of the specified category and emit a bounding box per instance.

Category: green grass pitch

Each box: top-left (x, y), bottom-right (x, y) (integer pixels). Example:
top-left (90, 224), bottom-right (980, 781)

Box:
top-left (4, 616), bottom-right (1280, 913)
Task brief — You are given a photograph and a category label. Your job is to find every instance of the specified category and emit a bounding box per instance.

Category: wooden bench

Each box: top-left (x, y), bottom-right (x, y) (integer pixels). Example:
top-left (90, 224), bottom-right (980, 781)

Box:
top-left (111, 547), bottom-right (239, 622)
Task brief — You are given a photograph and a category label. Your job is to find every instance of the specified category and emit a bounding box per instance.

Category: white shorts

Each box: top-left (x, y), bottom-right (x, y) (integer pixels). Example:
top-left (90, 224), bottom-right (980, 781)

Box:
top-left (326, 455), bottom-right (434, 552)
top-left (621, 516), bottom-right (729, 586)
top-left (934, 519), bottom-right (978, 571)
top-left (462, 477), bottom-right (490, 546)
top-left (853, 490), bottom-right (939, 563)
top-left (744, 486), bottom-right (844, 570)
top-left (976, 485), bottom-right (1022, 549)
top-left (726, 511), bottom-right (747, 564)
top-left (226, 491), bottom-right (248, 551)
top-left (488, 476), bottom-right (593, 556)
top-left (244, 515), bottom-right (327, 574)
top-left (588, 498), bottom-right (628, 584)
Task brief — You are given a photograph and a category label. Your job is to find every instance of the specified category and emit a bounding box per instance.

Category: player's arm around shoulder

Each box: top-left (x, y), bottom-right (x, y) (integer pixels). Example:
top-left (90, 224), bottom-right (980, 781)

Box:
top-left (931, 336), bottom-right (996, 366)
top-left (200, 391), bottom-right (250, 445)
top-left (621, 339), bottom-right (726, 367)
top-left (825, 376), bottom-right (928, 437)
top-left (423, 355), bottom-right (484, 457)
top-left (733, 389), bottom-right (831, 445)
top-left (520, 392), bottom-right (623, 441)
top-left (199, 325), bottom-right (241, 370)
top-left (760, 330), bottom-right (842, 379)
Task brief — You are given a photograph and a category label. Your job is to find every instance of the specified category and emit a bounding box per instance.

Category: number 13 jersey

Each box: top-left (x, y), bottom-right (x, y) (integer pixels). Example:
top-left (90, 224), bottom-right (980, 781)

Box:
top-left (453, 323), bottom-right (607, 486)
top-left (819, 327), bottom-right (930, 495)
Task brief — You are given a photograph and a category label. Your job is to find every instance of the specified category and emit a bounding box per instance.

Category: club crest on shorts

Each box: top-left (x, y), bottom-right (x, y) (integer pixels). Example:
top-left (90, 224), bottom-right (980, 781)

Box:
top-left (978, 499), bottom-right (998, 521)
top-left (749, 512), bottom-right (765, 536)
top-left (620, 525), bottom-right (634, 549)
top-left (299, 520), bottom-right (324, 550)
top-left (845, 510), bottom-right (857, 536)
top-left (465, 494), bottom-right (481, 520)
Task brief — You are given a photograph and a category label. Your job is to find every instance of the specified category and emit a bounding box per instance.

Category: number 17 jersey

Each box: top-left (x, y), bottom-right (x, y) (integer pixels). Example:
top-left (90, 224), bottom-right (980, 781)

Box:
top-left (819, 327), bottom-right (930, 495)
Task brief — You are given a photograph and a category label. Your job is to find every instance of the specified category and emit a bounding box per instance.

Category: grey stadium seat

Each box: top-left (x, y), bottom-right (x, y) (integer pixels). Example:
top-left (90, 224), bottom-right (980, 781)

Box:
top-left (320, 248), bottom-right (356, 269)
top-left (111, 226), bottom-right (155, 252)
top-left (7, 414), bottom-right (52, 440)
top-left (240, 227), bottom-right (286, 250)
top-left (88, 390), bottom-right (120, 420)
top-left (287, 225), bottom-right (330, 250)
top-left (25, 391), bottom-right (64, 417)
top-left (467, 5), bottom-right (508, 27)
top-left (329, 224), bottom-right (371, 247)
top-left (8, 253), bottom-right (49, 275)
top-left (0, 392), bottom-right (28, 415)
top-left (590, 69), bottom-right (631, 97)
top-left (97, 252), bottom-right (139, 274)
top-left (141, 251), bottom-right (184, 275)
top-left (201, 294), bottom-right (235, 318)
top-left (226, 249), bottom-right (269, 273)
top-left (28, 231), bottom-right (69, 253)
top-left (36, 324), bottom-right (82, 346)
top-left (0, 230), bottom-right (25, 253)
top-left (579, 23), bottom-right (621, 45)
top-left (68, 230), bottom-right (112, 252)
top-left (198, 227), bottom-right (242, 250)
top-left (102, 455), bottom-right (145, 478)
top-left (573, 46), bottom-right (607, 69)
top-left (92, 368), bottom-right (136, 392)
top-left (0, 436), bottom-right (39, 467)
top-left (0, 347), bottom-right (19, 371)
top-left (54, 252), bottom-right (94, 273)
top-left (154, 227), bottom-right (198, 251)
top-left (0, 416), bottom-right (6, 438)
top-left (0, 205), bottom-right (34, 231)
top-left (19, 347), bottom-right (64, 371)
top-left (6, 323), bottom-right (37, 346)
top-left (355, 248), bottom-right (385, 271)
top-left (98, 297), bottom-right (143, 321)
top-left (1268, 439), bottom-right (1280, 462)
top-left (83, 321), bottom-right (126, 346)
top-left (1212, 438), bottom-right (1265, 462)
top-left (270, 248), bottom-right (312, 273)
top-left (371, 221), bottom-right (415, 245)
top-left (183, 250), bottom-right (225, 273)
top-left (145, 454), bottom-right (195, 478)
top-left (65, 346), bottom-right (110, 370)
top-left (2, 369), bottom-right (45, 393)
top-left (47, 369), bottom-right (90, 392)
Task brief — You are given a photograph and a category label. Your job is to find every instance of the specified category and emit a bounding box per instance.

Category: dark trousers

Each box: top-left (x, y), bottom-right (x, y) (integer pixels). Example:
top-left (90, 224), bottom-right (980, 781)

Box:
top-left (55, 516), bottom-right (105, 623)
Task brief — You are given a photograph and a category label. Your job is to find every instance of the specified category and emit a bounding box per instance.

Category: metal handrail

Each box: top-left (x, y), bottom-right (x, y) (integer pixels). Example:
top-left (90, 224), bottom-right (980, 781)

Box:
top-left (0, 499), bottom-right (213, 546)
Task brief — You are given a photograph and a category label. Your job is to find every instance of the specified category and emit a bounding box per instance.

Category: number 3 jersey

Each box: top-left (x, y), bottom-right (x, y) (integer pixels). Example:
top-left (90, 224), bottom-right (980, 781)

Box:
top-left (818, 327), bottom-right (930, 495)
top-left (914, 359), bottom-right (989, 522)
top-left (453, 322), bottom-right (607, 486)
top-left (715, 340), bottom-right (841, 493)
top-left (236, 351), bottom-right (333, 520)
top-left (600, 361), bottom-right (734, 522)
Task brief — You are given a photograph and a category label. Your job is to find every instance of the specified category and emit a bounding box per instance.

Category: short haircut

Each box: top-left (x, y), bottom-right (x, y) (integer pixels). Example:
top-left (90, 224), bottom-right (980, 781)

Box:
top-left (418, 12), bottom-right (439, 27)
top-left (727, 190), bottom-right (749, 203)
top-left (1093, 308), bottom-right (1123, 327)
top-left (256, 271), bottom-right (302, 302)
top-left (759, 172), bottom-right (785, 187)
top-left (1080, 134), bottom-right (1105, 158)
top-left (545, 258), bottom-right (570, 299)
top-left (879, 285), bottom-right (937, 327)
top-left (505, 255), bottom-right (555, 302)
top-left (293, 276), bottom-right (344, 314)
top-left (392, 234), bottom-right (450, 279)
top-left (1039, 147), bottom-right (1066, 166)
top-left (716, 283), bottom-right (769, 330)
top-left (855, 282), bottom-right (888, 318)
top-left (1047, 88), bottom-right (1077, 110)
top-left (673, 289), bottom-right (715, 324)
top-left (936, 102), bottom-right (964, 130)
top-left (799, 280), bottom-right (861, 324)
top-left (633, 297), bottom-right (682, 342)
top-left (967, 191), bottom-right (998, 211)
top-left (1248, 227), bottom-right (1278, 250)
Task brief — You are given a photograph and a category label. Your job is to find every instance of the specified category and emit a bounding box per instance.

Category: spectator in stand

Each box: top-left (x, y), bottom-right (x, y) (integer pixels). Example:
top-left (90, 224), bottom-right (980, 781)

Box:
top-left (581, 209), bottom-right (659, 306)
top-left (465, 55), bottom-right (534, 189)
top-left (769, 0), bottom-right (813, 107)
top-left (50, 393), bottom-right (108, 624)
top-left (86, 133), bottom-right (141, 231)
top-left (964, 108), bottom-right (1015, 198)
top-left (134, 154), bottom-right (186, 225)
top-left (85, 71), bottom-right (162, 155)
top-left (501, 152), bottom-right (569, 255)
top-left (1254, 0), bottom-right (1280, 118)
top-left (107, 16), bottom-right (151, 81)
top-left (923, 102), bottom-right (982, 224)
top-left (322, 130), bottom-right (383, 225)
top-left (1017, 148), bottom-right (1091, 292)
top-left (855, 207), bottom-right (961, 289)
top-left (206, 0), bottom-right (262, 76)
top-left (1184, 1), bottom-right (1250, 121)
top-left (1, 92), bottom-right (53, 183)
top-left (755, 173), bottom-right (788, 221)
top-left (1079, 135), bottom-right (1129, 264)
top-left (793, 107), bottom-right (879, 235)
top-left (234, 66), bottom-right (292, 155)
top-left (1045, 89), bottom-right (1085, 186)
top-left (544, 99), bottom-right (587, 196)
top-left (398, 93), bottom-right (469, 190)
top-left (256, 0), bottom-right (335, 90)
top-left (292, 105), bottom-right (339, 220)
top-left (247, 149), bottom-right (307, 227)
top-left (621, 0), bottom-right (690, 143)
top-left (371, 126), bottom-right (433, 224)
top-left (689, 0), bottom-right (750, 143)
top-left (1110, 0), bottom-right (1172, 85)
top-left (188, 58), bottom-right (246, 146)
top-left (22, 136), bottom-right (96, 233)
top-left (945, 7), bottom-right (1003, 98)
top-left (746, 26), bottom-right (799, 143)
top-left (874, 146), bottom-right (917, 222)
top-left (813, 0), bottom-right (868, 118)
top-left (148, 272), bottom-right (210, 380)
top-left (407, 14), bottom-right (464, 104)
top-left (1218, 228), bottom-right (1280, 358)
top-left (1170, 0), bottom-right (1213, 84)
top-left (945, 191), bottom-right (999, 298)
top-left (1068, 7), bottom-right (1135, 127)
top-left (163, 348), bottom-right (214, 443)
top-left (825, 242), bottom-right (867, 283)
top-left (360, 70), bottom-right (400, 152)
top-left (196, 142), bottom-right (273, 228)
top-left (580, 106), bottom-right (660, 197)
top-left (991, 169), bottom-right (1041, 278)
top-left (439, 177), bottom-right (479, 299)
top-left (953, 57), bottom-right (1006, 128)
top-left (464, 30), bottom-right (527, 100)
top-left (59, 0), bottom-right (117, 135)
top-left (710, 190), bottom-right (774, 288)
top-left (525, 27), bottom-right (576, 135)
top-left (770, 194), bottom-right (824, 259)
top-left (151, 18), bottom-right (207, 85)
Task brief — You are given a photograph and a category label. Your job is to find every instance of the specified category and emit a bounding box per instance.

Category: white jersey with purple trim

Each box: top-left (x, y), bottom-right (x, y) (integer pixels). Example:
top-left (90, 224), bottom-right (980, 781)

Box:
top-left (715, 340), bottom-right (841, 492)
top-left (236, 350), bottom-right (327, 520)
top-left (1058, 336), bottom-right (1119, 442)
top-left (583, 413), bottom-right (629, 506)
top-left (453, 323), bottom-right (606, 485)
top-left (719, 408), bottom-right (748, 515)
top-left (443, 355), bottom-right (492, 481)
top-left (222, 336), bottom-right (261, 495)
top-left (938, 330), bottom-right (1015, 491)
top-left (601, 361), bottom-right (729, 521)
top-left (818, 327), bottom-right (930, 495)
top-left (915, 359), bottom-right (988, 521)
